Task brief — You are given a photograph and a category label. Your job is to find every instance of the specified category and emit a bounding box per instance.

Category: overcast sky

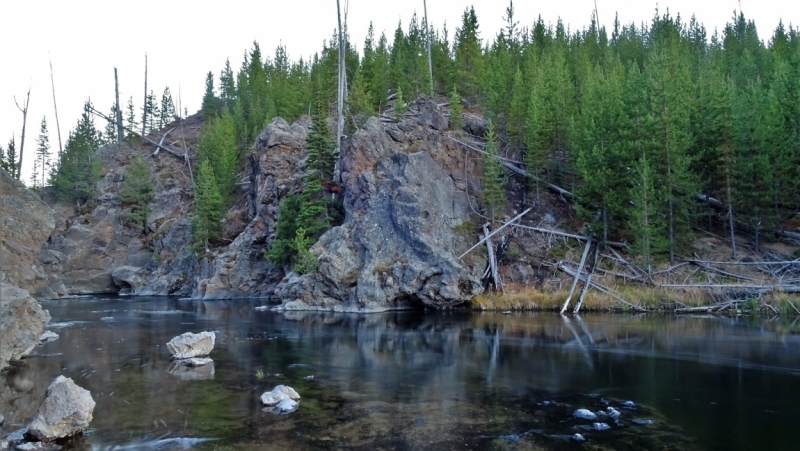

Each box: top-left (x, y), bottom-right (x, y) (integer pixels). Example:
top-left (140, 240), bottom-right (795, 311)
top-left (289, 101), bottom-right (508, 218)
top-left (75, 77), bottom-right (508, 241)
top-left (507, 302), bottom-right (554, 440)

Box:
top-left (2, 1), bottom-right (797, 183)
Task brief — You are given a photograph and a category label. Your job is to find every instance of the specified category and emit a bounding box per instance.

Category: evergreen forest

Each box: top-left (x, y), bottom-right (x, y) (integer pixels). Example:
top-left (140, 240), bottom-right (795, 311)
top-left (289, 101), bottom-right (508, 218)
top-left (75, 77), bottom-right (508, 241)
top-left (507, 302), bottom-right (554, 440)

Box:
top-left (5, 3), bottom-right (800, 268)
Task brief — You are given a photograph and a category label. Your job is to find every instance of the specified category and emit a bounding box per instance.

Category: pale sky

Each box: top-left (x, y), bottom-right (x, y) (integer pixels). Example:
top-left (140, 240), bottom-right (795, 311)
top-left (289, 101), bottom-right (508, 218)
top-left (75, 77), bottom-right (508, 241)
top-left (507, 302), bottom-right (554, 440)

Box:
top-left (2, 1), bottom-right (797, 184)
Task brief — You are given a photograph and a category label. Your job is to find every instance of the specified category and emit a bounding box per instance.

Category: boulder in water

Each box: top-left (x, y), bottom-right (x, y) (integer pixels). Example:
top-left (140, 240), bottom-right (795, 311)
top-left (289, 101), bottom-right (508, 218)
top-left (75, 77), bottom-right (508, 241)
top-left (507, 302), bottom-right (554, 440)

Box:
top-left (166, 332), bottom-right (215, 359)
top-left (38, 331), bottom-right (59, 344)
top-left (573, 409), bottom-right (597, 420)
top-left (260, 385), bottom-right (300, 406)
top-left (180, 358), bottom-right (213, 368)
top-left (26, 376), bottom-right (95, 441)
top-left (593, 422), bottom-right (611, 431)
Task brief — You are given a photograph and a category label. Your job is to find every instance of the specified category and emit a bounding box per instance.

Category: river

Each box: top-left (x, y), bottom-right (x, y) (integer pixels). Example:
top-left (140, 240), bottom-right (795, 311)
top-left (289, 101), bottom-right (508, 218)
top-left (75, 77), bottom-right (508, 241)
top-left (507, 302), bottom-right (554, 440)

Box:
top-left (2, 296), bottom-right (799, 450)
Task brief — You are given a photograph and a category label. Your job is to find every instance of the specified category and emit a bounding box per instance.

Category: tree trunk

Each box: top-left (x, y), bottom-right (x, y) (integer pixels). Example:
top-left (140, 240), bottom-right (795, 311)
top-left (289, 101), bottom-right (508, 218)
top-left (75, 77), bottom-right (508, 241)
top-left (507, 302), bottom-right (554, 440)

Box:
top-left (333, 0), bottom-right (347, 190)
top-left (561, 238), bottom-right (592, 314)
top-left (142, 53), bottom-right (148, 137)
top-left (50, 60), bottom-right (63, 156)
top-left (728, 202), bottom-right (736, 259)
top-left (423, 0), bottom-right (434, 98)
top-left (14, 87), bottom-right (30, 181)
top-left (114, 68), bottom-right (124, 142)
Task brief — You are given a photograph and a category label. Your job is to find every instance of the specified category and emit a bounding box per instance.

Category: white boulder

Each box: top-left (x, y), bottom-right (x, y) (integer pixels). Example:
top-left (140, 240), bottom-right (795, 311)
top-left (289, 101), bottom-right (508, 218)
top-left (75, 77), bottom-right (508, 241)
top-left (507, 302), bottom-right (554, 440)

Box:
top-left (166, 332), bottom-right (215, 359)
top-left (26, 376), bottom-right (95, 441)
top-left (264, 398), bottom-right (299, 414)
top-left (260, 385), bottom-right (300, 406)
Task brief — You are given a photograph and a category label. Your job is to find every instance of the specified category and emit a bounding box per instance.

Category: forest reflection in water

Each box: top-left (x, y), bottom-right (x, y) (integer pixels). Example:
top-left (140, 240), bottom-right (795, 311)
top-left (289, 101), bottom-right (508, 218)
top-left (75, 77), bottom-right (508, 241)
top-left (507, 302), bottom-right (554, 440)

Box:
top-left (2, 297), bottom-right (800, 450)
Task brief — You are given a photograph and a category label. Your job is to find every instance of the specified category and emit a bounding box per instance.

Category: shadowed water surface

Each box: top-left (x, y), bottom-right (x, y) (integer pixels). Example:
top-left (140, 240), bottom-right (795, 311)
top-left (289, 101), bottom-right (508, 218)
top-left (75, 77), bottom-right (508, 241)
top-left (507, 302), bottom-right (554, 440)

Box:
top-left (2, 296), bottom-right (800, 450)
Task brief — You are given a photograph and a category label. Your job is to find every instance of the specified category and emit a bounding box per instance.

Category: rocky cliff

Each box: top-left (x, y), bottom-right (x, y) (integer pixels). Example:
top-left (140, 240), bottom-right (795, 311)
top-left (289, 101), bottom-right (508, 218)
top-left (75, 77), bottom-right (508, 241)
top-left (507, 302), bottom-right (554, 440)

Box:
top-left (275, 100), bottom-right (483, 311)
top-left (0, 168), bottom-right (52, 370)
top-left (40, 117), bottom-right (202, 298)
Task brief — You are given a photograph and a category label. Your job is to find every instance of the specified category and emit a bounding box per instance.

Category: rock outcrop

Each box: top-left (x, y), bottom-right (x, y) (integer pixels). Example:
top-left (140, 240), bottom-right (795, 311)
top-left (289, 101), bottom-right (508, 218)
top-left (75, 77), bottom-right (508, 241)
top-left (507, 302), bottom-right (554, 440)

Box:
top-left (166, 331), bottom-right (215, 359)
top-left (0, 169), bottom-right (53, 371)
top-left (39, 118), bottom-right (202, 298)
top-left (196, 117), bottom-right (307, 299)
top-left (26, 376), bottom-right (95, 441)
top-left (0, 284), bottom-right (51, 372)
top-left (0, 168), bottom-right (54, 295)
top-left (276, 101), bottom-right (482, 311)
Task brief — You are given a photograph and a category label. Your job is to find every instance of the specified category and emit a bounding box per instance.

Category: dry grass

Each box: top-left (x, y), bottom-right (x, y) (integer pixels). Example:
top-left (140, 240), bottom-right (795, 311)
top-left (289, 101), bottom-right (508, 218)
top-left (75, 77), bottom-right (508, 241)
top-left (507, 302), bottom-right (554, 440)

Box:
top-left (471, 280), bottom-right (722, 313)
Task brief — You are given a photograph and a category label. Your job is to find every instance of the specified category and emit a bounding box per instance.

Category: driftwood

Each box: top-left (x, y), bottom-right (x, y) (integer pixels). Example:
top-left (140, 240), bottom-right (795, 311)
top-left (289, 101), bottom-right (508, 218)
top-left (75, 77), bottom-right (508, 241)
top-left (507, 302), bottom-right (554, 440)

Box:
top-left (675, 299), bottom-right (746, 313)
top-left (561, 239), bottom-right (592, 314)
top-left (558, 263), bottom-right (646, 311)
top-left (459, 208), bottom-right (531, 259)
top-left (574, 243), bottom-right (601, 314)
top-left (511, 223), bottom-right (628, 249)
top-left (658, 283), bottom-right (800, 294)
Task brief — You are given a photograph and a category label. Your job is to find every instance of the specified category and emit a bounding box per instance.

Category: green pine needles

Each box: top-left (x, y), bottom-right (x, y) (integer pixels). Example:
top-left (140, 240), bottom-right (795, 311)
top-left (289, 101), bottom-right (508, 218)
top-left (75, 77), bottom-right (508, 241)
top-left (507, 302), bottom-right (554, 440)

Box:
top-left (119, 154), bottom-right (154, 231)
top-left (191, 159), bottom-right (224, 252)
top-left (481, 120), bottom-right (505, 219)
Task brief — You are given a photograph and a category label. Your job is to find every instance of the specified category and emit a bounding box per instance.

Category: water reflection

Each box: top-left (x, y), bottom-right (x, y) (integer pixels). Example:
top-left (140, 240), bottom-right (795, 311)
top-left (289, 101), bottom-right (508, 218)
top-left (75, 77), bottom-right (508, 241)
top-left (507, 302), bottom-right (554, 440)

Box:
top-left (2, 297), bottom-right (799, 450)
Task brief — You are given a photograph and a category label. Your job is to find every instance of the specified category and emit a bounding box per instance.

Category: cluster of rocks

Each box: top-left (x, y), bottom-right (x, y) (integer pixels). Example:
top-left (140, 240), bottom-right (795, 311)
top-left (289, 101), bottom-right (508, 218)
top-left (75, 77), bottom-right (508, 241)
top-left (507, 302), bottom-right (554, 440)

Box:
top-left (259, 385), bottom-right (300, 415)
top-left (572, 401), bottom-right (652, 436)
top-left (2, 376), bottom-right (95, 450)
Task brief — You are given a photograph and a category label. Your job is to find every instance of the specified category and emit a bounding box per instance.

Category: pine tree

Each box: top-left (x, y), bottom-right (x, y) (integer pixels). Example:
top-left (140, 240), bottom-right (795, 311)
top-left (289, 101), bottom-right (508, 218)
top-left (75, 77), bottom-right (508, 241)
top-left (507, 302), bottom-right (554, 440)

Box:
top-left (125, 97), bottom-right (138, 135)
top-left (347, 68), bottom-right (373, 127)
top-left (34, 117), bottom-right (51, 189)
top-left (159, 87), bottom-right (176, 127)
top-left (104, 104), bottom-right (119, 144)
top-left (191, 159), bottom-right (224, 252)
top-left (196, 106), bottom-right (239, 203)
top-left (449, 85), bottom-right (464, 131)
top-left (628, 151), bottom-right (665, 271)
top-left (201, 71), bottom-right (219, 119)
top-left (454, 6), bottom-right (484, 99)
top-left (119, 154), bottom-right (154, 231)
top-left (0, 143), bottom-right (6, 173)
top-left (143, 90), bottom-right (160, 134)
top-left (4, 137), bottom-right (18, 177)
top-left (644, 41), bottom-right (697, 264)
top-left (481, 120), bottom-right (505, 219)
top-left (305, 101), bottom-right (336, 182)
top-left (50, 101), bottom-right (103, 204)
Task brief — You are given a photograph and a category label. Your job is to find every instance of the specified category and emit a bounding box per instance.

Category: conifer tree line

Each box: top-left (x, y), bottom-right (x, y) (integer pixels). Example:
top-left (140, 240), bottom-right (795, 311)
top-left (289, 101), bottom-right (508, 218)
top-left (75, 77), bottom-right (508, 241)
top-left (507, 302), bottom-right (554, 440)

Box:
top-left (196, 3), bottom-right (800, 265)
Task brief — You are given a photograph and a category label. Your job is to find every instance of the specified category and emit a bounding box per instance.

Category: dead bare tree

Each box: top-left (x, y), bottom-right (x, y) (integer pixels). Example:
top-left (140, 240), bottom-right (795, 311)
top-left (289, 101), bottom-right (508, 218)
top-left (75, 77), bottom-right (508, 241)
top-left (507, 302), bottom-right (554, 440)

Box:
top-left (14, 87), bottom-right (31, 180)
top-left (114, 68), bottom-right (124, 142)
top-left (141, 53), bottom-right (148, 137)
top-left (333, 0), bottom-right (349, 190)
top-left (424, 0), bottom-right (434, 98)
top-left (49, 59), bottom-right (63, 155)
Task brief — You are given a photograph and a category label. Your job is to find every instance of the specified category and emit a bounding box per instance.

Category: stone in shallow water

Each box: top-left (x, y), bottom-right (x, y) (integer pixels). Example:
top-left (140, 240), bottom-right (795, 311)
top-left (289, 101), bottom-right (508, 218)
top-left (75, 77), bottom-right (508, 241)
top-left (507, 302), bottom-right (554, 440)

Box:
top-left (574, 409), bottom-right (597, 420)
top-left (180, 358), bottom-right (213, 368)
top-left (572, 433), bottom-right (585, 442)
top-left (26, 376), bottom-right (95, 441)
top-left (263, 398), bottom-right (298, 415)
top-left (260, 385), bottom-right (300, 406)
top-left (15, 442), bottom-right (62, 450)
top-left (166, 332), bottom-right (215, 359)
top-left (632, 419), bottom-right (654, 425)
top-left (622, 400), bottom-right (636, 408)
top-left (38, 331), bottom-right (59, 344)
top-left (167, 360), bottom-right (215, 381)
top-left (607, 407), bottom-right (621, 418)
top-left (593, 422), bottom-right (611, 431)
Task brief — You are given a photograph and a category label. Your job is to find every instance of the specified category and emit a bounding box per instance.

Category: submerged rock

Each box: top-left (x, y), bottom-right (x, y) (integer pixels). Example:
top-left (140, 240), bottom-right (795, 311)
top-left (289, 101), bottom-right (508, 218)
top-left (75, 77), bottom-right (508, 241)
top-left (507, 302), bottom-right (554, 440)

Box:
top-left (38, 332), bottom-right (59, 344)
top-left (26, 376), bottom-right (95, 441)
top-left (180, 358), bottom-right (213, 368)
top-left (593, 422), bottom-right (611, 431)
top-left (574, 409), bottom-right (597, 420)
top-left (632, 419), bottom-right (654, 425)
top-left (0, 284), bottom-right (51, 371)
top-left (263, 398), bottom-right (299, 415)
top-left (622, 400), bottom-right (636, 408)
top-left (14, 442), bottom-right (62, 450)
top-left (571, 433), bottom-right (585, 442)
top-left (166, 332), bottom-right (215, 359)
top-left (167, 360), bottom-right (215, 381)
top-left (260, 385), bottom-right (300, 406)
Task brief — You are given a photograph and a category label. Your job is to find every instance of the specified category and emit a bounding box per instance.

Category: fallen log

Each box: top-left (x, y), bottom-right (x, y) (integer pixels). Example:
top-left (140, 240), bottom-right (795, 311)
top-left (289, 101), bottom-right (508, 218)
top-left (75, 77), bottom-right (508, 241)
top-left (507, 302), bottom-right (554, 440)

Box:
top-left (558, 263), bottom-right (646, 312)
top-left (459, 208), bottom-right (531, 259)
top-left (561, 239), bottom-right (592, 313)
top-left (574, 243), bottom-right (601, 314)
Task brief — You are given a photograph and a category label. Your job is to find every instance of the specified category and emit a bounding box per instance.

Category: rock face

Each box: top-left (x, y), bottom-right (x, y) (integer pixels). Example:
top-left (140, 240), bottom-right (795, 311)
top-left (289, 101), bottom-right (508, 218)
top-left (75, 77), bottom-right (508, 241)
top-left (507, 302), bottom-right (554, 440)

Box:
top-left (260, 385), bottom-right (301, 406)
top-left (196, 117), bottom-right (307, 299)
top-left (0, 168), bottom-right (54, 295)
top-left (166, 331), bottom-right (215, 359)
top-left (39, 118), bottom-right (203, 298)
top-left (26, 376), bottom-right (95, 441)
top-left (276, 104), bottom-right (482, 311)
top-left (0, 284), bottom-right (51, 371)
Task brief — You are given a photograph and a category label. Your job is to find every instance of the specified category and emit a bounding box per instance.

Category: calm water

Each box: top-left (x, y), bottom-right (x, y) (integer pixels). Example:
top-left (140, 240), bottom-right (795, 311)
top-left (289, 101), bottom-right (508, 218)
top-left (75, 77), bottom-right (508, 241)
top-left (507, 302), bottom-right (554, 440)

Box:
top-left (2, 297), bottom-right (800, 450)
